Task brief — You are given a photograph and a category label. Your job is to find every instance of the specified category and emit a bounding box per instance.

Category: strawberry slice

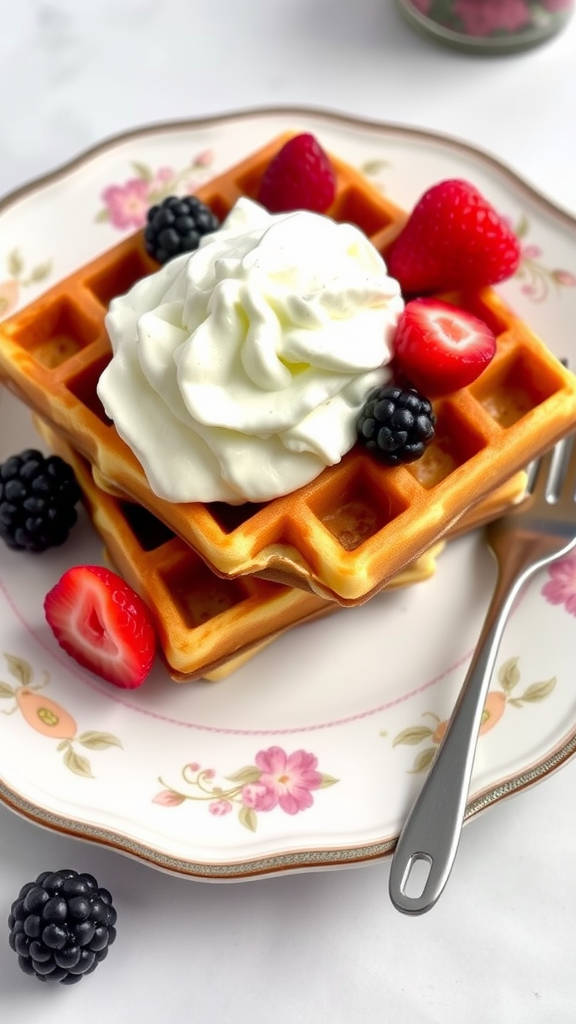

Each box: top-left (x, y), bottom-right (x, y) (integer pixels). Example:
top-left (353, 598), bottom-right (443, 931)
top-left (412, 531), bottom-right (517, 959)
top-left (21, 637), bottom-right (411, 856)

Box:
top-left (387, 179), bottom-right (521, 295)
top-left (258, 133), bottom-right (336, 214)
top-left (394, 298), bottom-right (497, 395)
top-left (44, 565), bottom-right (156, 689)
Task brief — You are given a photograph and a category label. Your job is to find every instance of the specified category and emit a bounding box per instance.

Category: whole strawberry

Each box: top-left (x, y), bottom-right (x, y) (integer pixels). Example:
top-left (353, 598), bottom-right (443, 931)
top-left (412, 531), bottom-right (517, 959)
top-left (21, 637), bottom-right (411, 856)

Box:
top-left (387, 179), bottom-right (521, 295)
top-left (258, 133), bottom-right (336, 214)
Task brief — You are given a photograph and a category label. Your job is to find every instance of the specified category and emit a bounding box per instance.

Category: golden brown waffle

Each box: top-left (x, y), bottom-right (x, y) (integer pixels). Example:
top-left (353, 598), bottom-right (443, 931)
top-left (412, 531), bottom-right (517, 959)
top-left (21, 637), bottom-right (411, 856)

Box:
top-left (1, 134), bottom-right (573, 605)
top-left (35, 418), bottom-right (526, 682)
top-left (34, 418), bottom-right (442, 681)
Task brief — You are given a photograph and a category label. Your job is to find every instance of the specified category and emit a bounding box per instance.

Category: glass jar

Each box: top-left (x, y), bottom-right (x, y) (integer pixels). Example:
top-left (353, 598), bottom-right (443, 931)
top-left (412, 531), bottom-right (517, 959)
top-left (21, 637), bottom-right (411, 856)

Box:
top-left (396, 0), bottom-right (574, 54)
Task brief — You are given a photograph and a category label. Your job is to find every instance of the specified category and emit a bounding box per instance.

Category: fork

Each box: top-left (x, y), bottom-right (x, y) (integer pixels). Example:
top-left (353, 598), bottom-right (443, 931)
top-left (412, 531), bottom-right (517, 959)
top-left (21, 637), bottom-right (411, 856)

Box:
top-left (388, 427), bottom-right (576, 915)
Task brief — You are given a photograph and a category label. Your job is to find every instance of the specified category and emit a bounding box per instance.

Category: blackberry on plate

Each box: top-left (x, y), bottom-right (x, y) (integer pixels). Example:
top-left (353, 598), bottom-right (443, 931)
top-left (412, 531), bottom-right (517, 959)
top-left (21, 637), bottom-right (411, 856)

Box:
top-left (0, 449), bottom-right (81, 553)
top-left (357, 385), bottom-right (435, 465)
top-left (144, 194), bottom-right (220, 264)
top-left (8, 869), bottom-right (117, 984)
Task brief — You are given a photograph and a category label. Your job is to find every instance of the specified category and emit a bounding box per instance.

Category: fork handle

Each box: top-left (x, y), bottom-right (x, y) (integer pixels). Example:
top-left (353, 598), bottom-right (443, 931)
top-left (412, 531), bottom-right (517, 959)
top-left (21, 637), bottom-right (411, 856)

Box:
top-left (388, 534), bottom-right (566, 915)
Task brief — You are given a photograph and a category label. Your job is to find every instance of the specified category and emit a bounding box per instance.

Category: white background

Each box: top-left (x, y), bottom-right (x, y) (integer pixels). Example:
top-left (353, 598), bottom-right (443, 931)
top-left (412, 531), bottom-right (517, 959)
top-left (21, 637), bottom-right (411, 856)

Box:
top-left (1, 3), bottom-right (576, 1022)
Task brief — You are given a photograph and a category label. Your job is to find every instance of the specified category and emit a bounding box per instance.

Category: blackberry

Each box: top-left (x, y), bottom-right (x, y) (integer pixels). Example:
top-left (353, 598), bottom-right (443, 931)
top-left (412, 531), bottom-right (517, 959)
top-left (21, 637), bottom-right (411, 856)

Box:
top-left (144, 194), bottom-right (220, 264)
top-left (0, 449), bottom-right (81, 552)
top-left (8, 869), bottom-right (117, 984)
top-left (357, 385), bottom-right (435, 465)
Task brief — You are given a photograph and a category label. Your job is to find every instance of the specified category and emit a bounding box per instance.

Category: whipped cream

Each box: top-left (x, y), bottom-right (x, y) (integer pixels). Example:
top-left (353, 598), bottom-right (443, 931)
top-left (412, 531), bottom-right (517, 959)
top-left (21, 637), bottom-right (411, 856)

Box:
top-left (97, 198), bottom-right (404, 503)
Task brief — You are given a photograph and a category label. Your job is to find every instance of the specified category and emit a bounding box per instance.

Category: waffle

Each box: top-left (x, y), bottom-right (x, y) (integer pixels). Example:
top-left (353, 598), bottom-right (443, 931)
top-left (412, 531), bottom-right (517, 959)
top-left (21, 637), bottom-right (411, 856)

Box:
top-left (2, 134), bottom-right (574, 605)
top-left (35, 418), bottom-right (526, 682)
top-left (34, 418), bottom-right (442, 681)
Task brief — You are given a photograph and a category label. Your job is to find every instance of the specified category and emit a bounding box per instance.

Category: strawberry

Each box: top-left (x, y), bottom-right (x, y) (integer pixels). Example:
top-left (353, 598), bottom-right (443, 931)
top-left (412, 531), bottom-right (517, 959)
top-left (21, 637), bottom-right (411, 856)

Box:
top-left (44, 565), bottom-right (156, 689)
top-left (387, 179), bottom-right (521, 295)
top-left (258, 133), bottom-right (336, 214)
top-left (393, 298), bottom-right (497, 395)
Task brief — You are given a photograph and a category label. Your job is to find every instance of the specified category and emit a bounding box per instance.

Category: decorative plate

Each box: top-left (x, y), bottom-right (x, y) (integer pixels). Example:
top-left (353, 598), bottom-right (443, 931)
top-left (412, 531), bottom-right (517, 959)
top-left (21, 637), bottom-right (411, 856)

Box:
top-left (1, 108), bottom-right (576, 881)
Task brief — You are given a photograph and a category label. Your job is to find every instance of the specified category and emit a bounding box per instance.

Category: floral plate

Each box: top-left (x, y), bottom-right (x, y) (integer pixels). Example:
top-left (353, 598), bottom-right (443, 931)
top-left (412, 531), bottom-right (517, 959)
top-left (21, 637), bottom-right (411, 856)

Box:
top-left (1, 108), bottom-right (576, 881)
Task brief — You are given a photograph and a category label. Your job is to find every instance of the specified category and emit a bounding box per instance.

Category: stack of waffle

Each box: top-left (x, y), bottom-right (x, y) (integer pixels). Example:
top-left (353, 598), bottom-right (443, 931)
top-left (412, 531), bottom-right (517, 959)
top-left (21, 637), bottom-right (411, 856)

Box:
top-left (2, 135), bottom-right (576, 681)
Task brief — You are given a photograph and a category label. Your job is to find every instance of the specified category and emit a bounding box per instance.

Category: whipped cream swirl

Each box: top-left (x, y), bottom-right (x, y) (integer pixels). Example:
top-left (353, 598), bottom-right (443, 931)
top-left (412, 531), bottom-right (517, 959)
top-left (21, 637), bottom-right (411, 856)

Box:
top-left (97, 198), bottom-right (404, 503)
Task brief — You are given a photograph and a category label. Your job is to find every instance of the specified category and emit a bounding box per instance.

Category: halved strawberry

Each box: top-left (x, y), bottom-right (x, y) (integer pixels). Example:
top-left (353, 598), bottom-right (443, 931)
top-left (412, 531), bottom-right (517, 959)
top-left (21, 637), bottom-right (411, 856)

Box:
top-left (387, 179), bottom-right (521, 295)
top-left (394, 298), bottom-right (497, 395)
top-left (44, 565), bottom-right (156, 689)
top-left (258, 133), bottom-right (336, 214)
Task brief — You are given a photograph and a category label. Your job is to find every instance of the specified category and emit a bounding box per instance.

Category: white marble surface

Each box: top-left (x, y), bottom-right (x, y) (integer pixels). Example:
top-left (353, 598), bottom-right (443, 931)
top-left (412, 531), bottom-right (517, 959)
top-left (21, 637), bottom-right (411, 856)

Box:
top-left (1, 2), bottom-right (576, 1022)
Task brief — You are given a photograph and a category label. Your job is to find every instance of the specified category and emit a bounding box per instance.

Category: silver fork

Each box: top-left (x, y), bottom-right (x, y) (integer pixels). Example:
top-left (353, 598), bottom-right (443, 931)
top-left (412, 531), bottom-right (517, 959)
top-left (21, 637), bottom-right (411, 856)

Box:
top-left (389, 427), bottom-right (576, 915)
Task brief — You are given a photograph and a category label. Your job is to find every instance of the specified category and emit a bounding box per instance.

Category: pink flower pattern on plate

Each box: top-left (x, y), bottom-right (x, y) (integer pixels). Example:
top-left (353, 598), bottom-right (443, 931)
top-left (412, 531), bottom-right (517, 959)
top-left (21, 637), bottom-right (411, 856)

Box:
top-left (509, 214), bottom-right (576, 302)
top-left (252, 746), bottom-right (324, 814)
top-left (153, 745), bottom-right (338, 832)
top-left (209, 799), bottom-right (233, 817)
top-left (95, 150), bottom-right (216, 231)
top-left (101, 179), bottom-right (150, 230)
top-left (541, 554), bottom-right (576, 616)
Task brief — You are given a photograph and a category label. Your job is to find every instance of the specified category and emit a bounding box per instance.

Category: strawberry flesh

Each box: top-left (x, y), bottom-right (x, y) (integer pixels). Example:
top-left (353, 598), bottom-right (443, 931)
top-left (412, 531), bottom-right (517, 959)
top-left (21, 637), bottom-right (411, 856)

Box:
top-left (44, 564), bottom-right (156, 689)
top-left (394, 298), bottom-right (497, 396)
top-left (387, 178), bottom-right (521, 295)
top-left (258, 133), bottom-right (336, 214)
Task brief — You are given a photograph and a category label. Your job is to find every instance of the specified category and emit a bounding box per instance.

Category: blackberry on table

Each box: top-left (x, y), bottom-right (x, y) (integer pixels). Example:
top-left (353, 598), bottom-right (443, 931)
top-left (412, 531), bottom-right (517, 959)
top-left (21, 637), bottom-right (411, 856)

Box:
top-left (357, 385), bottom-right (435, 465)
top-left (8, 869), bottom-right (117, 984)
top-left (144, 195), bottom-right (220, 264)
top-left (0, 449), bottom-right (81, 553)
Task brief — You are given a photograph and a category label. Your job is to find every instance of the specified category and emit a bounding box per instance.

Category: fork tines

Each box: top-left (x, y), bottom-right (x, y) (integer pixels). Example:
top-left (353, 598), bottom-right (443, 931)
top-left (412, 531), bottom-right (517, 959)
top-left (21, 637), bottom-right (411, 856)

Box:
top-left (526, 429), bottom-right (576, 504)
